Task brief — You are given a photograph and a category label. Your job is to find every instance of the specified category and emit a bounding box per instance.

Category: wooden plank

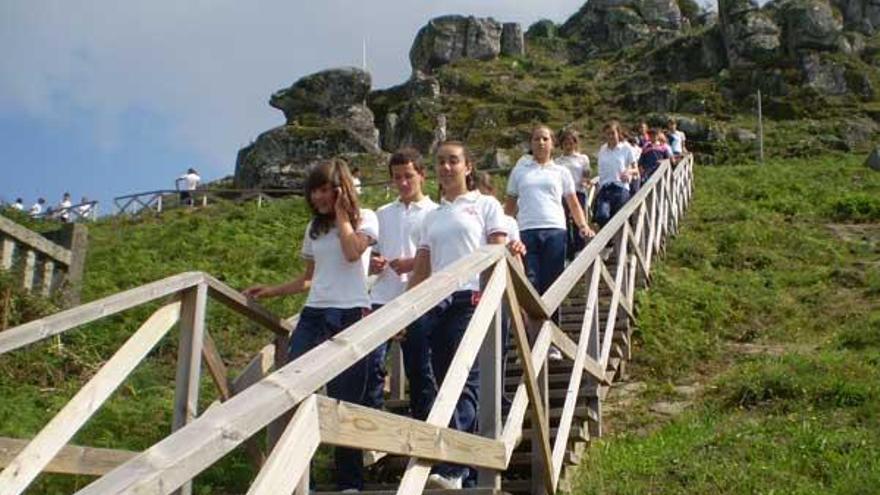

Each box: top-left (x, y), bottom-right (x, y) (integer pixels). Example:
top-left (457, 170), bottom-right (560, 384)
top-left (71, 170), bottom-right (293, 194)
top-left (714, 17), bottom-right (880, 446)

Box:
top-left (0, 271), bottom-right (204, 356)
top-left (505, 253), bottom-right (551, 320)
top-left (627, 214), bottom-right (651, 285)
top-left (544, 161), bottom-right (670, 311)
top-left (0, 302), bottom-right (181, 495)
top-left (548, 325), bottom-right (607, 385)
top-left (599, 261), bottom-right (636, 322)
top-left (203, 274), bottom-right (294, 337)
top-left (395, 260), bottom-right (507, 495)
top-left (551, 260), bottom-right (601, 479)
top-left (40, 259), bottom-right (55, 297)
top-left (0, 437), bottom-right (136, 476)
top-left (600, 227), bottom-right (629, 368)
top-left (316, 396), bottom-right (506, 470)
top-left (231, 344), bottom-right (275, 394)
top-left (20, 249), bottom-right (36, 291)
top-left (504, 275), bottom-right (555, 494)
top-left (388, 341), bottom-right (406, 401)
top-left (477, 298), bottom-right (503, 488)
top-left (171, 284), bottom-right (207, 495)
top-left (201, 330), bottom-right (232, 401)
top-left (0, 215), bottom-right (71, 265)
top-left (0, 237), bottom-right (14, 270)
top-left (246, 396), bottom-right (320, 495)
top-left (500, 322), bottom-right (552, 460)
top-left (74, 246), bottom-right (506, 495)
top-left (531, 349), bottom-right (549, 495)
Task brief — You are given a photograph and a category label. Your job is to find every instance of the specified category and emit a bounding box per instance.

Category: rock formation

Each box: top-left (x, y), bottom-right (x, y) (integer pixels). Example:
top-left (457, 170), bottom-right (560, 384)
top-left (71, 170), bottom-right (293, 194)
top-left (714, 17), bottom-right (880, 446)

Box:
top-left (718, 0), bottom-right (782, 67)
top-left (409, 15), bottom-right (525, 74)
top-left (561, 0), bottom-right (683, 52)
top-left (234, 67), bottom-right (382, 189)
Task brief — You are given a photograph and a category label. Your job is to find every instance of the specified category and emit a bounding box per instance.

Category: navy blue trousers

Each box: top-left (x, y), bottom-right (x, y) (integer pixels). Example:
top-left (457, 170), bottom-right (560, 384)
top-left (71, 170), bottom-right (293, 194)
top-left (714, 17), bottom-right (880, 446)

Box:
top-left (288, 306), bottom-right (368, 491)
top-left (594, 184), bottom-right (630, 227)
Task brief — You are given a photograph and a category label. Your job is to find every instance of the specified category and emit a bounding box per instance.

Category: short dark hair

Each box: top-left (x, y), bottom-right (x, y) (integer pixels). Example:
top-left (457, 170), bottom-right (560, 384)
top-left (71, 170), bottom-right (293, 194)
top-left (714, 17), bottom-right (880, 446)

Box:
top-left (388, 147), bottom-right (424, 175)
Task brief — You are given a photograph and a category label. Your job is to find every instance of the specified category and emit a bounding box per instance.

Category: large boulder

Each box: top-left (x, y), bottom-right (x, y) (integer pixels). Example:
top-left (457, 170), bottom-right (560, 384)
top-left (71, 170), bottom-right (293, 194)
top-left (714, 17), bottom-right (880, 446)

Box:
top-left (649, 26), bottom-right (727, 80)
top-left (777, 0), bottom-right (843, 55)
top-left (799, 52), bottom-right (848, 95)
top-left (234, 67), bottom-right (382, 189)
top-left (409, 15), bottom-right (524, 73)
top-left (718, 0), bottom-right (781, 67)
top-left (561, 0), bottom-right (683, 52)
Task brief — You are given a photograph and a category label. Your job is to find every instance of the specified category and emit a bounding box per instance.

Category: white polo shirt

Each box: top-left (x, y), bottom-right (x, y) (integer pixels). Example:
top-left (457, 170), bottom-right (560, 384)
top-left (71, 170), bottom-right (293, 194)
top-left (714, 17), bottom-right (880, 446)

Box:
top-left (556, 153), bottom-right (591, 193)
top-left (301, 208), bottom-right (379, 309)
top-left (29, 203), bottom-right (42, 216)
top-left (669, 130), bottom-right (686, 155)
top-left (179, 173), bottom-right (201, 191)
top-left (371, 196), bottom-right (438, 305)
top-left (506, 157), bottom-right (575, 231)
top-left (418, 191), bottom-right (507, 291)
top-left (597, 143), bottom-right (632, 190)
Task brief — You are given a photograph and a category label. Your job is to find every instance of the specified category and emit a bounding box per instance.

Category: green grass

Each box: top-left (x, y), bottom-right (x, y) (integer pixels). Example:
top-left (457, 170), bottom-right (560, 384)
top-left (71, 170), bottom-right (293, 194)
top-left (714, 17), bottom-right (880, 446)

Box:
top-left (572, 154), bottom-right (880, 494)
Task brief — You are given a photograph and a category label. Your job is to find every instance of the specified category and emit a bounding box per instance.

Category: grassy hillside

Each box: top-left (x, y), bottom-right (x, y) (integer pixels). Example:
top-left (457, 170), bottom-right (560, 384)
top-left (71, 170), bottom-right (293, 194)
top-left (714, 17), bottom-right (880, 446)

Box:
top-left (573, 154), bottom-right (880, 494)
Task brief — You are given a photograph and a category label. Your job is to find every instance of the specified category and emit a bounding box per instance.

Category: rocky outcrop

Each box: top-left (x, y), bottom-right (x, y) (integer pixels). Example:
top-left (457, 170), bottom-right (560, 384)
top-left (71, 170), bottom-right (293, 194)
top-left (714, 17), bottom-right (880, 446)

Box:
top-left (718, 0), bottom-right (781, 67)
top-left (777, 0), bottom-right (843, 55)
top-left (866, 146), bottom-right (880, 171)
top-left (501, 23), bottom-right (525, 56)
top-left (526, 19), bottom-right (559, 39)
top-left (561, 0), bottom-right (683, 52)
top-left (649, 27), bottom-right (727, 80)
top-left (234, 67), bottom-right (382, 189)
top-left (799, 52), bottom-right (848, 95)
top-left (831, 0), bottom-right (880, 34)
top-left (409, 16), bottom-right (524, 74)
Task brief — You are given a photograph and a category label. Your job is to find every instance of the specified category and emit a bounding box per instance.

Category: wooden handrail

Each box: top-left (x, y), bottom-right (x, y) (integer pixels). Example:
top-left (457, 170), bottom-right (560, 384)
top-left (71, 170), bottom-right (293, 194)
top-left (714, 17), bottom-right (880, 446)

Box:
top-left (0, 215), bottom-right (72, 265)
top-left (0, 154), bottom-right (696, 495)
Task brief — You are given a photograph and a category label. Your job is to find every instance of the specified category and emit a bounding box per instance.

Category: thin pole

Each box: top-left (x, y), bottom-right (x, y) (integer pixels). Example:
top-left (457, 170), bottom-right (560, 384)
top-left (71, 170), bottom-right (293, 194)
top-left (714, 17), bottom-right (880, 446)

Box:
top-left (757, 90), bottom-right (764, 164)
top-left (362, 37), bottom-right (367, 72)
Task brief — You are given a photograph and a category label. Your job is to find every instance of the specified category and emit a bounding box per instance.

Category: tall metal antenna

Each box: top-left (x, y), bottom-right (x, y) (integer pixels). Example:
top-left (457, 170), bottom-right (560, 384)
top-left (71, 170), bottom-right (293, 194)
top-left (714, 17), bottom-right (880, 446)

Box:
top-left (362, 37), bottom-right (367, 72)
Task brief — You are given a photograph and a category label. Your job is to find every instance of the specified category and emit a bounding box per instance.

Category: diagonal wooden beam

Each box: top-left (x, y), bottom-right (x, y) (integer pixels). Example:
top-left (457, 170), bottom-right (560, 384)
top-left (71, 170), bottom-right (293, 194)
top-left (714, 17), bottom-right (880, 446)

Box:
top-left (504, 271), bottom-right (556, 494)
top-left (551, 259), bottom-right (602, 480)
top-left (246, 395), bottom-right (320, 495)
top-left (501, 322), bottom-right (552, 460)
top-left (0, 302), bottom-right (182, 495)
top-left (505, 253), bottom-right (551, 320)
top-left (548, 323), bottom-right (608, 386)
top-left (599, 260), bottom-right (635, 323)
top-left (395, 260), bottom-right (507, 494)
top-left (0, 438), bottom-right (136, 476)
top-left (203, 274), bottom-right (294, 337)
top-left (627, 219), bottom-right (651, 285)
top-left (600, 226), bottom-right (629, 368)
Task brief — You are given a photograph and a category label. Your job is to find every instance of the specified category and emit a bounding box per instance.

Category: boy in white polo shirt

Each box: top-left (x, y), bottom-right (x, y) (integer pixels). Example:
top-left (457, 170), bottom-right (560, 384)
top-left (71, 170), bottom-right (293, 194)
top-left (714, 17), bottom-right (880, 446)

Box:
top-left (595, 121), bottom-right (638, 226)
top-left (365, 148), bottom-right (438, 421)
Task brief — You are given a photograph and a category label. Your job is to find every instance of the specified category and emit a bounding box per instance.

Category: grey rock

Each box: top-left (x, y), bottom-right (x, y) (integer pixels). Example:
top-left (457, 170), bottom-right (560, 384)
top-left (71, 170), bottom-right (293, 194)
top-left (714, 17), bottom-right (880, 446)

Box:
top-left (409, 15), bottom-right (503, 74)
top-left (234, 125), bottom-right (379, 189)
top-left (830, 0), bottom-right (880, 32)
top-left (718, 0), bottom-right (781, 67)
top-left (561, 0), bottom-right (683, 52)
top-left (650, 401), bottom-right (690, 415)
top-left (731, 127), bottom-right (758, 142)
top-left (649, 26), bottom-right (727, 80)
top-left (839, 117), bottom-right (880, 151)
top-left (269, 67), bottom-right (371, 123)
top-left (482, 148), bottom-right (515, 170)
top-left (778, 0), bottom-right (843, 55)
top-left (501, 23), bottom-right (525, 56)
top-left (799, 52), bottom-right (848, 95)
top-left (382, 98), bottom-right (445, 155)
top-left (866, 146), bottom-right (880, 171)
top-left (407, 71), bottom-right (441, 99)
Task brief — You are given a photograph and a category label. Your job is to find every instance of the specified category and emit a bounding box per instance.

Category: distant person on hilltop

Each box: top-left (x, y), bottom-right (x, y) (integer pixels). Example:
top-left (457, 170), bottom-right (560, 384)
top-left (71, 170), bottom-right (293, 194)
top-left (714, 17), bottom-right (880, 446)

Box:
top-left (58, 192), bottom-right (73, 222)
top-left (243, 159), bottom-right (377, 492)
top-left (77, 196), bottom-right (94, 220)
top-left (667, 119), bottom-right (687, 160)
top-left (29, 198), bottom-right (45, 217)
top-left (11, 198), bottom-right (24, 211)
top-left (176, 168), bottom-right (201, 206)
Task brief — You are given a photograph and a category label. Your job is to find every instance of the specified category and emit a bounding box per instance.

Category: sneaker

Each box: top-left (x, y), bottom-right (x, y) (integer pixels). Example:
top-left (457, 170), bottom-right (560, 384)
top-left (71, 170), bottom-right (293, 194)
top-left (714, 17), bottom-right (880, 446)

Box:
top-left (548, 345), bottom-right (564, 361)
top-left (363, 449), bottom-right (386, 466)
top-left (427, 473), bottom-right (463, 489)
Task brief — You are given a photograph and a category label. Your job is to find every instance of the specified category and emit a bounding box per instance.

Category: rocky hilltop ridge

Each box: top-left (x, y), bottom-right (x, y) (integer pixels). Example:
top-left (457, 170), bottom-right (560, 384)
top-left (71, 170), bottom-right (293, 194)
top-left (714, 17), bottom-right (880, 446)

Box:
top-left (235, 0), bottom-right (880, 188)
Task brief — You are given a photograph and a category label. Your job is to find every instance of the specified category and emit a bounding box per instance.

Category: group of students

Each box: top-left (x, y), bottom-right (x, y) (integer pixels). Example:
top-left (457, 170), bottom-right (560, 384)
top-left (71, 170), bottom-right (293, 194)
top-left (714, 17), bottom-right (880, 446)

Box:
top-left (7, 192), bottom-right (93, 222)
top-left (242, 120), bottom-right (684, 492)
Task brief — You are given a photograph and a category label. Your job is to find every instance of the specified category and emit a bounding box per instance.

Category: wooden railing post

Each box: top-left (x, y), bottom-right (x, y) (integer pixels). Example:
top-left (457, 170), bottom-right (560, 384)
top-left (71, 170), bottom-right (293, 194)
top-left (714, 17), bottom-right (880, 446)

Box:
top-left (586, 267), bottom-right (602, 439)
top-left (0, 236), bottom-right (14, 270)
top-left (477, 263), bottom-right (503, 489)
top-left (531, 339), bottom-right (550, 495)
top-left (388, 341), bottom-right (406, 402)
top-left (172, 283), bottom-right (208, 495)
top-left (20, 249), bottom-right (36, 291)
top-left (62, 224), bottom-right (88, 306)
top-left (267, 333), bottom-right (290, 452)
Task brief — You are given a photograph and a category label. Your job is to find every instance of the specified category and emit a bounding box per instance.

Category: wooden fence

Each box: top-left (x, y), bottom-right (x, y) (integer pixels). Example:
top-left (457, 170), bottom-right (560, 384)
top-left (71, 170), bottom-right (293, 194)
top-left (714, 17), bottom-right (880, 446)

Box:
top-left (112, 188), bottom-right (296, 215)
top-left (0, 156), bottom-right (693, 495)
top-left (0, 216), bottom-right (88, 306)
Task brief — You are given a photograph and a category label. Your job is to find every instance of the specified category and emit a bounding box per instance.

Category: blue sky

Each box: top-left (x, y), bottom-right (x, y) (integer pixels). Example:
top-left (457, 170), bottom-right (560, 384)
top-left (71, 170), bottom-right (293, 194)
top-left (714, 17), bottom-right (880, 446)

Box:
top-left (1, 0), bottom-right (699, 213)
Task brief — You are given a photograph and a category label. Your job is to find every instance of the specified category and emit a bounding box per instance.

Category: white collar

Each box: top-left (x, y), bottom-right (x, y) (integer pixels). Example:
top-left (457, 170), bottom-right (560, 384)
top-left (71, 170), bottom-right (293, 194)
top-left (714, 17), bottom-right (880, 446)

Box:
top-left (441, 190), bottom-right (480, 206)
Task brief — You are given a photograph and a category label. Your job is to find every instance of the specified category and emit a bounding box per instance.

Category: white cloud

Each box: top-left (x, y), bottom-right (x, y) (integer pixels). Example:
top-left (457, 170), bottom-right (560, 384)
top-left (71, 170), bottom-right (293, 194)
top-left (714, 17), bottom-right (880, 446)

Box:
top-left (0, 1), bottom-right (586, 173)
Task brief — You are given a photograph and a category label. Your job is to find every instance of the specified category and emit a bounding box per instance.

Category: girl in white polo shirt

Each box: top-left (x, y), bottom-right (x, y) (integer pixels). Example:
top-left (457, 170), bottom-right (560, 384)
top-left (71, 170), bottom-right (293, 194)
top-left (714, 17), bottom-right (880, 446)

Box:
top-left (243, 158), bottom-right (377, 492)
top-left (595, 121), bottom-right (639, 226)
top-left (409, 141), bottom-right (508, 489)
top-left (556, 128), bottom-right (593, 260)
top-left (505, 125), bottom-right (593, 322)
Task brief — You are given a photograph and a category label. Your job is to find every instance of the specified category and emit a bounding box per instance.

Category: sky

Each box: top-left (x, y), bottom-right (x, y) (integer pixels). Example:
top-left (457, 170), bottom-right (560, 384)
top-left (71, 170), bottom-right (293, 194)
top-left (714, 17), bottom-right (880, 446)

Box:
top-left (0, 0), bottom-right (597, 214)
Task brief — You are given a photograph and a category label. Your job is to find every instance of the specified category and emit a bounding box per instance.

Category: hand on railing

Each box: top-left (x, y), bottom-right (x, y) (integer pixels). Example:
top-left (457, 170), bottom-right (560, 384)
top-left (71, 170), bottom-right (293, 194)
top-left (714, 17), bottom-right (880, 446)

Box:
top-left (242, 285), bottom-right (276, 300)
top-left (507, 239), bottom-right (527, 258)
